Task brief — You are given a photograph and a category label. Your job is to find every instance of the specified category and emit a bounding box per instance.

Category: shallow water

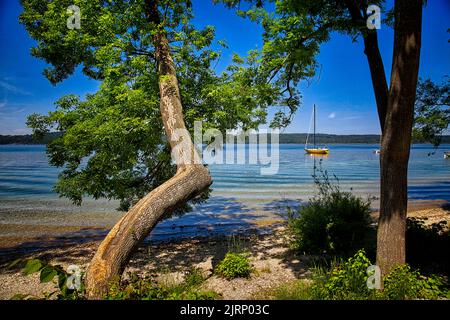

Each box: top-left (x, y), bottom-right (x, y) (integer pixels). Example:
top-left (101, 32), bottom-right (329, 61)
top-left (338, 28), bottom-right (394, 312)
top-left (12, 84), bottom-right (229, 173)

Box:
top-left (0, 144), bottom-right (449, 241)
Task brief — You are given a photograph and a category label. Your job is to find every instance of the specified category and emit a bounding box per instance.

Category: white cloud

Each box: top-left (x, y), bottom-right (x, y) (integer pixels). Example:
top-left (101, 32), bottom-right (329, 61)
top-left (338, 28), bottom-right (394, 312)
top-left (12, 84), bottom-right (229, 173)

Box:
top-left (0, 80), bottom-right (31, 96)
top-left (342, 115), bottom-right (363, 120)
top-left (328, 112), bottom-right (336, 119)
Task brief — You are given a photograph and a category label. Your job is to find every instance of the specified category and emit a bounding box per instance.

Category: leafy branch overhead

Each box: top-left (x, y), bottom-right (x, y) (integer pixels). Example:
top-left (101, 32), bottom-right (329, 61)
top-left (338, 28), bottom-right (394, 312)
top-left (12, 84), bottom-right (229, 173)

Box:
top-left (218, 0), bottom-right (389, 127)
top-left (413, 77), bottom-right (450, 147)
top-left (21, 0), bottom-right (296, 211)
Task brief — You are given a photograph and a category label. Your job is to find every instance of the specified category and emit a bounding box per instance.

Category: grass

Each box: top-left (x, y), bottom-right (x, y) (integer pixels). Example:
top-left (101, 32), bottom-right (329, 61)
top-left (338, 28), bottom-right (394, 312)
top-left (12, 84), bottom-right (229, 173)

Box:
top-left (273, 280), bottom-right (313, 300)
top-left (271, 250), bottom-right (450, 300)
top-left (107, 268), bottom-right (220, 300)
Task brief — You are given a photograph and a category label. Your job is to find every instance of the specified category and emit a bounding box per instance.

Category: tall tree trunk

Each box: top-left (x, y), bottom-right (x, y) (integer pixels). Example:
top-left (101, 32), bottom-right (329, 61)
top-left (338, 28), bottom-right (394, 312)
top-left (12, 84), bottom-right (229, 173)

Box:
top-left (376, 0), bottom-right (422, 277)
top-left (363, 32), bottom-right (389, 131)
top-left (345, 0), bottom-right (389, 130)
top-left (85, 1), bottom-right (212, 298)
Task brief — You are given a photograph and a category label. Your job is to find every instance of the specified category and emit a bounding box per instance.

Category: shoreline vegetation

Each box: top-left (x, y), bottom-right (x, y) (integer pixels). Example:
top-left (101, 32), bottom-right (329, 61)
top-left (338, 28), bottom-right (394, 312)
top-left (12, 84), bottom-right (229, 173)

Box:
top-left (1, 133), bottom-right (450, 145)
top-left (0, 199), bottom-right (448, 300)
top-left (1, 144), bottom-right (449, 300)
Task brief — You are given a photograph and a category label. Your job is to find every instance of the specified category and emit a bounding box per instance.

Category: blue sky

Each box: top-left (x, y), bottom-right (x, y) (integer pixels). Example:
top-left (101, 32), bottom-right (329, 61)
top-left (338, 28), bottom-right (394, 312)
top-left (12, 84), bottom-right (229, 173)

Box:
top-left (0, 0), bottom-right (449, 135)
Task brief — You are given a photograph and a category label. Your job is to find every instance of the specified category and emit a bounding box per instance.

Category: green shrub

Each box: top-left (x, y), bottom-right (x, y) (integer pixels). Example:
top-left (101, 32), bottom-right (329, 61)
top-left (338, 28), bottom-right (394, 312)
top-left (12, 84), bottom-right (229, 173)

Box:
top-left (215, 252), bottom-right (252, 279)
top-left (406, 218), bottom-right (450, 275)
top-left (383, 265), bottom-right (448, 300)
top-left (274, 250), bottom-right (449, 300)
top-left (309, 249), bottom-right (377, 300)
top-left (287, 170), bottom-right (373, 255)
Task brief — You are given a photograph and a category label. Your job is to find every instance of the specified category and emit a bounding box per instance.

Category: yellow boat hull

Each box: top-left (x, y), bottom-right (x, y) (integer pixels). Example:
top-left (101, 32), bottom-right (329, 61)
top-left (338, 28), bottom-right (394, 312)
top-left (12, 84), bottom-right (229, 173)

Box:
top-left (305, 148), bottom-right (329, 155)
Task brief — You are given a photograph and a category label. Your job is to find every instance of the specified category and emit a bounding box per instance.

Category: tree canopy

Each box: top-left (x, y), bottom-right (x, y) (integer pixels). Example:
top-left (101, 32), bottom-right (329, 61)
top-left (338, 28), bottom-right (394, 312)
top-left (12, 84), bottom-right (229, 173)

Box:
top-left (413, 77), bottom-right (450, 147)
top-left (21, 0), bottom-right (298, 211)
top-left (219, 0), bottom-right (392, 126)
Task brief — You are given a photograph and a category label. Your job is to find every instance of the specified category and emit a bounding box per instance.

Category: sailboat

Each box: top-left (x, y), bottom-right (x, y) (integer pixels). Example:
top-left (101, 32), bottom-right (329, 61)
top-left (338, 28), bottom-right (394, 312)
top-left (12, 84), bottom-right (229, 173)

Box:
top-left (305, 104), bottom-right (329, 155)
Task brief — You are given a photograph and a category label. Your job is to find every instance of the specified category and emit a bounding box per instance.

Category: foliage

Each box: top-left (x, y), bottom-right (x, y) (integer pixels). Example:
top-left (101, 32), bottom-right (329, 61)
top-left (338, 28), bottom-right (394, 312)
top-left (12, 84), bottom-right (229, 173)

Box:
top-left (106, 268), bottom-right (218, 300)
top-left (406, 217), bottom-right (450, 275)
top-left (226, 234), bottom-right (250, 254)
top-left (383, 265), bottom-right (448, 300)
top-left (9, 259), bottom-right (84, 300)
top-left (413, 77), bottom-right (450, 147)
top-left (20, 0), bottom-right (294, 213)
top-left (215, 252), bottom-right (253, 279)
top-left (219, 0), bottom-right (392, 125)
top-left (273, 250), bottom-right (449, 300)
top-left (286, 168), bottom-right (373, 255)
top-left (308, 250), bottom-right (376, 300)
top-left (272, 280), bottom-right (312, 300)
top-left (14, 261), bottom-right (217, 300)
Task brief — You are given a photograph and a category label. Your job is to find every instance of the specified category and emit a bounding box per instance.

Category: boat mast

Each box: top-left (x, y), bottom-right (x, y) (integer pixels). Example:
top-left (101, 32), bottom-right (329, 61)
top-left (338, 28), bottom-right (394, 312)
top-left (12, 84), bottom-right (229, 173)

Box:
top-left (313, 104), bottom-right (316, 147)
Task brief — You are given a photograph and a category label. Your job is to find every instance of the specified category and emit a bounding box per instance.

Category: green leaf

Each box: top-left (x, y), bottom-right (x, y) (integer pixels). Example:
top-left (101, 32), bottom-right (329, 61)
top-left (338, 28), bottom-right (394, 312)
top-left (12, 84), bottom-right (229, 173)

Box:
top-left (23, 259), bottom-right (43, 275)
top-left (40, 266), bottom-right (58, 283)
top-left (58, 273), bottom-right (68, 291)
top-left (7, 258), bottom-right (23, 269)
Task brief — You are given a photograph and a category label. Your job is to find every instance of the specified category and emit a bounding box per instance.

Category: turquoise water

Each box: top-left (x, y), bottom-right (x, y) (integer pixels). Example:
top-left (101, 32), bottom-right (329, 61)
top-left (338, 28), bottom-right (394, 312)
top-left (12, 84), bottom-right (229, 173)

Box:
top-left (1, 144), bottom-right (449, 200)
top-left (0, 144), bottom-right (449, 242)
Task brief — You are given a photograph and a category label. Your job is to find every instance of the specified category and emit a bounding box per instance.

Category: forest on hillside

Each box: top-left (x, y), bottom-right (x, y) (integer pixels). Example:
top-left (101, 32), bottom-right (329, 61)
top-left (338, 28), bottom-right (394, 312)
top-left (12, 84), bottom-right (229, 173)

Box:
top-left (1, 133), bottom-right (449, 145)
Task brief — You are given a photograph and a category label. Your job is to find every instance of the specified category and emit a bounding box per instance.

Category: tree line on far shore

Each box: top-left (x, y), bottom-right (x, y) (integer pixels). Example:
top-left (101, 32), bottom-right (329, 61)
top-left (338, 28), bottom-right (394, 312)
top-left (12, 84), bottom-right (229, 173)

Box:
top-left (1, 132), bottom-right (449, 145)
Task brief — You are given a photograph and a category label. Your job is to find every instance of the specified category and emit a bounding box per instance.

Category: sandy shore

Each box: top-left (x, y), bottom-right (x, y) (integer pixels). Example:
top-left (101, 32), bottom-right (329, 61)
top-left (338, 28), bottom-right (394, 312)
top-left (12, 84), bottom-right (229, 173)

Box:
top-left (0, 200), bottom-right (448, 300)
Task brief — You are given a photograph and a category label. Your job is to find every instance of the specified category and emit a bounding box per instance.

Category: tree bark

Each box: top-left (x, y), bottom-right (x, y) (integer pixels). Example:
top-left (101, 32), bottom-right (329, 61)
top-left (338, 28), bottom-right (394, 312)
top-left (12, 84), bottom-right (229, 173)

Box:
top-left (345, 0), bottom-right (389, 130)
top-left (85, 1), bottom-right (212, 298)
top-left (376, 0), bottom-right (422, 277)
top-left (362, 32), bottom-right (389, 131)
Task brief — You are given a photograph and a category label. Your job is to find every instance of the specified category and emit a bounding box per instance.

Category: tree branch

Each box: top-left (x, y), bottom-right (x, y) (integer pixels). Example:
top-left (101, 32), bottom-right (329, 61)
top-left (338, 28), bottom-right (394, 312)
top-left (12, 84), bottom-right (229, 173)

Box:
top-left (345, 0), bottom-right (389, 132)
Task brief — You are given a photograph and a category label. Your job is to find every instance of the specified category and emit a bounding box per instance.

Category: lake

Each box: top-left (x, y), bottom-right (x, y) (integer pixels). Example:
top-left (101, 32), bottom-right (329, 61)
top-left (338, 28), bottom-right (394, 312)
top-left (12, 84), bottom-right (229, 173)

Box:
top-left (0, 144), bottom-right (449, 242)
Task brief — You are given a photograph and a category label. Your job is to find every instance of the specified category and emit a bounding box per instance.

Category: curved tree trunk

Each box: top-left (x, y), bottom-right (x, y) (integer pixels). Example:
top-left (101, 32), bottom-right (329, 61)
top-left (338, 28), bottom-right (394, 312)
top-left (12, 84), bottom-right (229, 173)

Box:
top-left (376, 0), bottom-right (422, 278)
top-left (85, 1), bottom-right (211, 298)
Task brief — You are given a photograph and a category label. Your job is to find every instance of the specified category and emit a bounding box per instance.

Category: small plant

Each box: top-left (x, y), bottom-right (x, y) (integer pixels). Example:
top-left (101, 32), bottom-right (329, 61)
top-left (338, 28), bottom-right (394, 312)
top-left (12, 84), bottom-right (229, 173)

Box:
top-left (286, 167), bottom-right (374, 256)
top-left (259, 263), bottom-right (272, 274)
top-left (106, 268), bottom-right (219, 300)
top-left (309, 249), bottom-right (376, 300)
top-left (12, 259), bottom-right (219, 300)
top-left (273, 280), bottom-right (313, 300)
top-left (383, 265), bottom-right (448, 300)
top-left (215, 252), bottom-right (252, 280)
top-left (10, 258), bottom-right (84, 300)
top-left (274, 250), bottom-right (450, 300)
top-left (226, 235), bottom-right (248, 254)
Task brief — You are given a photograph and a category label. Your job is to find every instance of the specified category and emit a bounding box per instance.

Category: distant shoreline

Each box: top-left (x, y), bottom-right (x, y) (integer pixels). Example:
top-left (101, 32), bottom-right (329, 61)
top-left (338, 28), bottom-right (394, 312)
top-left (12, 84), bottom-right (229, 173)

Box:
top-left (1, 133), bottom-right (450, 145)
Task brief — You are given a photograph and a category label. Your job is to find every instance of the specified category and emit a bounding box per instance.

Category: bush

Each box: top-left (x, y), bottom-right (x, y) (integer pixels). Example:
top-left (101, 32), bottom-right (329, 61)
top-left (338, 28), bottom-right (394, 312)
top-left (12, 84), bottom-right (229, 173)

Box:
top-left (287, 169), bottom-right (373, 255)
top-left (215, 252), bottom-right (252, 279)
top-left (273, 250), bottom-right (449, 300)
top-left (309, 249), bottom-right (376, 300)
top-left (406, 218), bottom-right (450, 275)
top-left (383, 265), bottom-right (448, 300)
